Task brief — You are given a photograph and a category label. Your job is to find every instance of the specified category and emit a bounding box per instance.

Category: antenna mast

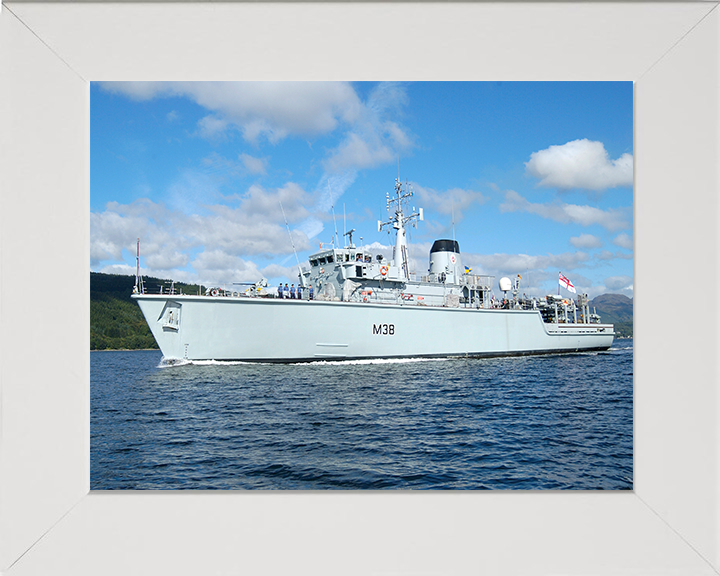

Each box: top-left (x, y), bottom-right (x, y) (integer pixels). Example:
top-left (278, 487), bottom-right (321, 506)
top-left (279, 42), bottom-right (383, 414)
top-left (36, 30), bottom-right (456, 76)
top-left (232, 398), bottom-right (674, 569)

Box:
top-left (279, 198), bottom-right (304, 286)
top-left (134, 238), bottom-right (140, 293)
top-left (377, 179), bottom-right (424, 281)
top-left (329, 182), bottom-right (339, 246)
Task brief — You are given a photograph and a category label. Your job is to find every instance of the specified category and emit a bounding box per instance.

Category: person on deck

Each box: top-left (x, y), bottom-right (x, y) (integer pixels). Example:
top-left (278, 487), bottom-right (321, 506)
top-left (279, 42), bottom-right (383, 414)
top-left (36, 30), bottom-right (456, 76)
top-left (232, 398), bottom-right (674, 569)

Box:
top-left (309, 284), bottom-right (314, 300)
top-left (278, 283), bottom-right (284, 298)
top-left (297, 285), bottom-right (302, 300)
top-left (290, 284), bottom-right (296, 299)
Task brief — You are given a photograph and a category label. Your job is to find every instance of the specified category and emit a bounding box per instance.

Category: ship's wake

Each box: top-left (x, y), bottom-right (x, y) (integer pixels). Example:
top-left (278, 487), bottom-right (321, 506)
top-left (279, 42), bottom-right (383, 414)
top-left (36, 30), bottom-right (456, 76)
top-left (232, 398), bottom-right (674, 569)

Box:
top-left (158, 357), bottom-right (257, 368)
top-left (301, 357), bottom-right (450, 367)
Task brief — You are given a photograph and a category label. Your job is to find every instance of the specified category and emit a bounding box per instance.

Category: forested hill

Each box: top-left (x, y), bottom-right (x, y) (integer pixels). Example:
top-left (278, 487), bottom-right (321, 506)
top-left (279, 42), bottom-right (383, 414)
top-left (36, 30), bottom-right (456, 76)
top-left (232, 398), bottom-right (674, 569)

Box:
top-left (90, 273), bottom-right (204, 350)
top-left (590, 293), bottom-right (633, 337)
top-left (91, 272), bottom-right (633, 350)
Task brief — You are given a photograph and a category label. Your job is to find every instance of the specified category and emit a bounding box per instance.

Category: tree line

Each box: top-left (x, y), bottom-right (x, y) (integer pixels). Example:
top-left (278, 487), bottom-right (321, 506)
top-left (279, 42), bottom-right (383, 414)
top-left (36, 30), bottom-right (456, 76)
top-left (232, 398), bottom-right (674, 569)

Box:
top-left (90, 273), bottom-right (204, 350)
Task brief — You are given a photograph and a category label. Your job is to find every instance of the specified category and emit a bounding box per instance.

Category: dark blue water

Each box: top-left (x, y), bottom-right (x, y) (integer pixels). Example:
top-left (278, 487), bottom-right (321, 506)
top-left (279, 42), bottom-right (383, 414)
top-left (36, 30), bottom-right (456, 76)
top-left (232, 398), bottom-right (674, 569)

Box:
top-left (91, 340), bottom-right (633, 490)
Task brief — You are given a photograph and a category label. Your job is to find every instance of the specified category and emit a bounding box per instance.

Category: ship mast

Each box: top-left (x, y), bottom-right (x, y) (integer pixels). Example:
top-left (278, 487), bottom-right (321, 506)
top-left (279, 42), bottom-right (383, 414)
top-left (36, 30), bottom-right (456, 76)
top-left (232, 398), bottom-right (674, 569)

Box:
top-left (378, 179), bottom-right (423, 281)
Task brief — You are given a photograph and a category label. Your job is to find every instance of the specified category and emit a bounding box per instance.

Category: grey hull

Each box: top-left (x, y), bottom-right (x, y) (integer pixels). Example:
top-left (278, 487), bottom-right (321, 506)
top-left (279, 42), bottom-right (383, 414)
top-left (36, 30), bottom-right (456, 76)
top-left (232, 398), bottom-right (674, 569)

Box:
top-left (133, 294), bottom-right (615, 362)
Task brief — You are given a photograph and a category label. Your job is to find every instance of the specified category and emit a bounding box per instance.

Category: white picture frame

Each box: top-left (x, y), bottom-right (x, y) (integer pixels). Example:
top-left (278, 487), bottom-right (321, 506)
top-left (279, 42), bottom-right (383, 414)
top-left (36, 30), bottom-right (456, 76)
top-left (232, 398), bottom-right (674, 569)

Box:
top-left (1, 2), bottom-right (718, 574)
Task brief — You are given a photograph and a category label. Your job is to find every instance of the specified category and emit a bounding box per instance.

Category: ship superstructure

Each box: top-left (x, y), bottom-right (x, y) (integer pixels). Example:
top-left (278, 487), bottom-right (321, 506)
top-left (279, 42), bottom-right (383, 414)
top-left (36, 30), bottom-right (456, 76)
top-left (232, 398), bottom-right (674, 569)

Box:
top-left (132, 179), bottom-right (614, 362)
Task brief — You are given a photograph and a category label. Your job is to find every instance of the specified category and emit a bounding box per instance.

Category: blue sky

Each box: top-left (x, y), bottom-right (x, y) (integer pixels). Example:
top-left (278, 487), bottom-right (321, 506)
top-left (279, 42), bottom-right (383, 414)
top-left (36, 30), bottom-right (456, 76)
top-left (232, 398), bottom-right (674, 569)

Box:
top-left (91, 81), bottom-right (633, 298)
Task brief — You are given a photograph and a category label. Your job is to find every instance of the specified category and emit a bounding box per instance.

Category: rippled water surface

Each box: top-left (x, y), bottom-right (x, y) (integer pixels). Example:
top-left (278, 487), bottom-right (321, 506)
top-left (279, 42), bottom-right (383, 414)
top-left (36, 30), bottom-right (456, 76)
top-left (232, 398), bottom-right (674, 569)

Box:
top-left (91, 340), bottom-right (633, 490)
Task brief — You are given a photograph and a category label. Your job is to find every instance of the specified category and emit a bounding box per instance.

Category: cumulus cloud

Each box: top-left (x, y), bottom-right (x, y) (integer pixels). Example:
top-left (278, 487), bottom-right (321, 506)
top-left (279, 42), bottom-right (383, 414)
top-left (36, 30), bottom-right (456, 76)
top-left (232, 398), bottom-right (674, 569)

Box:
top-left (145, 251), bottom-right (190, 271)
top-left (603, 275), bottom-right (634, 292)
top-left (91, 182), bottom-right (315, 282)
top-left (100, 81), bottom-right (363, 145)
top-left (500, 190), bottom-right (631, 232)
top-left (526, 139), bottom-right (633, 191)
top-left (101, 81), bottom-right (413, 177)
top-left (469, 251), bottom-right (591, 280)
top-left (612, 232), bottom-right (633, 250)
top-left (570, 234), bottom-right (602, 249)
top-left (191, 250), bottom-right (265, 285)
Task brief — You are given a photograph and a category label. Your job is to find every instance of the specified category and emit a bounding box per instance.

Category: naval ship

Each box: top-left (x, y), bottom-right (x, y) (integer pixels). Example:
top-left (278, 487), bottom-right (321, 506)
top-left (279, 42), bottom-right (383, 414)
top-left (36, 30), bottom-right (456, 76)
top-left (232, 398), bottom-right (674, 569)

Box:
top-left (132, 179), bottom-right (614, 362)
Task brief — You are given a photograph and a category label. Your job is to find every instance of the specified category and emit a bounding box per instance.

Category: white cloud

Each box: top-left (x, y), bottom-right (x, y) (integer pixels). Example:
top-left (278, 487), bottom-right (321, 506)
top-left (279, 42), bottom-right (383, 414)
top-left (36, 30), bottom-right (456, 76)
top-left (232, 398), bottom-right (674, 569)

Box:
top-left (323, 83), bottom-right (414, 173)
top-left (240, 153), bottom-right (267, 175)
top-left (612, 232), bottom-right (633, 250)
top-left (192, 250), bottom-right (264, 285)
top-left (597, 250), bottom-right (633, 261)
top-left (570, 234), bottom-right (602, 249)
top-left (468, 251), bottom-right (591, 281)
top-left (261, 263), bottom-right (304, 282)
top-left (145, 251), bottom-right (190, 271)
top-left (500, 190), bottom-right (631, 232)
top-left (99, 81), bottom-right (363, 145)
top-left (197, 115), bottom-right (229, 140)
top-left (603, 275), bottom-right (634, 292)
top-left (101, 81), bottom-right (413, 178)
top-left (324, 132), bottom-right (396, 172)
top-left (526, 139), bottom-right (633, 191)
top-left (91, 182), bottom-right (317, 282)
top-left (315, 171), bottom-right (359, 213)
top-left (412, 184), bottom-right (487, 219)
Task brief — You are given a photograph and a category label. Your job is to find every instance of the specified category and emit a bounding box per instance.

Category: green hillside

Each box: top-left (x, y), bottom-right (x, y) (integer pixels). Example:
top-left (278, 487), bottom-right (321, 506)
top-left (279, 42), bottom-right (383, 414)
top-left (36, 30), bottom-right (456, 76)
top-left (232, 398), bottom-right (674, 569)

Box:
top-left (90, 273), bottom-right (204, 350)
top-left (590, 293), bottom-right (633, 338)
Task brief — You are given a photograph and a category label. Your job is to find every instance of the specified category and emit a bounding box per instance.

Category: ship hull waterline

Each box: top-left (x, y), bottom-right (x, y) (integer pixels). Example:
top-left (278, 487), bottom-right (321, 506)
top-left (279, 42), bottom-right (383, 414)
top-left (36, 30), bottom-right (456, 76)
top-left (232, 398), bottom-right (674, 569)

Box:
top-left (133, 294), bottom-right (615, 363)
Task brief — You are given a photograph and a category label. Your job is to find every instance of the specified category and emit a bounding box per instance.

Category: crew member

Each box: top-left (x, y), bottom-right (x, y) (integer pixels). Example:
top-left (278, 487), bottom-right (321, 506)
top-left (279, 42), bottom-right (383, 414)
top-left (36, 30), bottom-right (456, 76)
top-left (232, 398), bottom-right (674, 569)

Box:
top-left (309, 284), bottom-right (314, 300)
top-left (278, 283), bottom-right (283, 298)
top-left (290, 284), bottom-right (296, 299)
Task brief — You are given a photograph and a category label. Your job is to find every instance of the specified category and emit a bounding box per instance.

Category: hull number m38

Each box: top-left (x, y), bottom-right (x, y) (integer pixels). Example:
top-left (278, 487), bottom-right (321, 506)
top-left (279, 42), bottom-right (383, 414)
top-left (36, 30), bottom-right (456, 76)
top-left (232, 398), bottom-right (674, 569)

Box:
top-left (373, 323), bottom-right (395, 335)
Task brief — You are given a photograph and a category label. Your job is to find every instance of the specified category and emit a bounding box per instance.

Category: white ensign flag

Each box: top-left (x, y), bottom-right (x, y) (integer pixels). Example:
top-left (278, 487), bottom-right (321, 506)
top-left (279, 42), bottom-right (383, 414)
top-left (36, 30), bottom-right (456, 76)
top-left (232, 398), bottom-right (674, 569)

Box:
top-left (559, 272), bottom-right (577, 294)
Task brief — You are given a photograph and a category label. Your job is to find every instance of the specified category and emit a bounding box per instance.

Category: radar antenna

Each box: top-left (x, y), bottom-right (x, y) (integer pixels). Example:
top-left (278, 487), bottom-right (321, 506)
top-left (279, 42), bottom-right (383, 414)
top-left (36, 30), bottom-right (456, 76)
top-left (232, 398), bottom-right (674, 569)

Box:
top-left (377, 179), bottom-right (424, 280)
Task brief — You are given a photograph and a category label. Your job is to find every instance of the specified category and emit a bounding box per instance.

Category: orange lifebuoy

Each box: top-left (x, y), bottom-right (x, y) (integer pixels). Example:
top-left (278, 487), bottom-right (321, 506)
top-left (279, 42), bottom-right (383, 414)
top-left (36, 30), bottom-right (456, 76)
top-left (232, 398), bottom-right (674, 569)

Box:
top-left (381, 265), bottom-right (388, 276)
top-left (211, 289), bottom-right (219, 297)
